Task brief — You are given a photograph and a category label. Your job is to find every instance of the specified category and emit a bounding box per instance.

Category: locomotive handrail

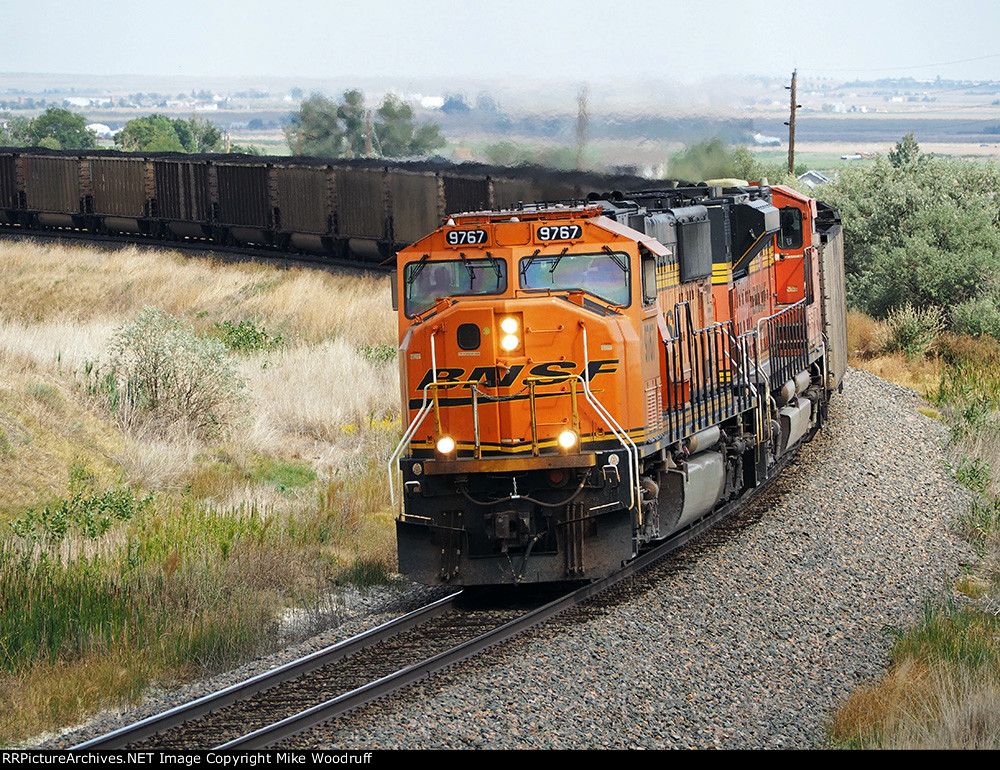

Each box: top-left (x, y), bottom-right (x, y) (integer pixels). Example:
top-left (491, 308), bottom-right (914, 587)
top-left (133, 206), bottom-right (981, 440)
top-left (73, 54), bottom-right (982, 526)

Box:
top-left (659, 302), bottom-right (759, 445)
top-left (388, 330), bottom-right (441, 508)
top-left (578, 324), bottom-right (640, 514)
top-left (757, 298), bottom-right (810, 390)
top-left (388, 384), bottom-right (434, 509)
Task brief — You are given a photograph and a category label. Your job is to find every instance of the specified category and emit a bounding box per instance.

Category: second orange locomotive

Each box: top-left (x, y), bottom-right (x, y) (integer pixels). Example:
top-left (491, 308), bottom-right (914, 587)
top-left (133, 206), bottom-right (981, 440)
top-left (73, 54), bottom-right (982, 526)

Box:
top-left (390, 183), bottom-right (846, 585)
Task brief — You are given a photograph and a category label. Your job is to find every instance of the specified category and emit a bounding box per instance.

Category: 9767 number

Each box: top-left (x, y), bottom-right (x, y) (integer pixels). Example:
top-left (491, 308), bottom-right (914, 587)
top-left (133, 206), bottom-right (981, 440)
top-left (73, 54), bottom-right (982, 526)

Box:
top-left (446, 229), bottom-right (488, 246)
top-left (536, 224), bottom-right (582, 241)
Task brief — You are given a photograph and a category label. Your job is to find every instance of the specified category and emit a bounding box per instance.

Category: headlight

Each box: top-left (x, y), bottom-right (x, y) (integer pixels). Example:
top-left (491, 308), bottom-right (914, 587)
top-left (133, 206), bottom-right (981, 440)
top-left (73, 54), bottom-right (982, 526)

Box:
top-left (558, 429), bottom-right (579, 449)
top-left (436, 435), bottom-right (456, 455)
top-left (499, 317), bottom-right (520, 351)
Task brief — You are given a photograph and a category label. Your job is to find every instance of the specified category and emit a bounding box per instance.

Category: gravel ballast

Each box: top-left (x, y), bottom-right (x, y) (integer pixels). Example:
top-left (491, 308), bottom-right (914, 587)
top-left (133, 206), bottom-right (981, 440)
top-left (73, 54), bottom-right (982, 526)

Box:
top-left (36, 368), bottom-right (975, 750)
top-left (308, 368), bottom-right (974, 749)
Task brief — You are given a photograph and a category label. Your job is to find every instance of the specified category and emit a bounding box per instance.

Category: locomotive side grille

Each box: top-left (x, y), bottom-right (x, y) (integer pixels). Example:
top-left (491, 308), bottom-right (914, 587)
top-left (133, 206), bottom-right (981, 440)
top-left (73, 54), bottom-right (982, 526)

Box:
top-left (645, 378), bottom-right (662, 431)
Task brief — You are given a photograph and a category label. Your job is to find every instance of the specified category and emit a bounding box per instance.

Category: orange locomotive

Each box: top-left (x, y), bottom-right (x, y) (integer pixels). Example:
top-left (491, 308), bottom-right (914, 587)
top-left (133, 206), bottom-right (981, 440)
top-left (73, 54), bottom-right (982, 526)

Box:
top-left (390, 184), bottom-right (847, 585)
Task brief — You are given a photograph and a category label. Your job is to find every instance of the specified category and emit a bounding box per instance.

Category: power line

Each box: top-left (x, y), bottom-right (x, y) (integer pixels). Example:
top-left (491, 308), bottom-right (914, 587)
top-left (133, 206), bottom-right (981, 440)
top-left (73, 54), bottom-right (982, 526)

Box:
top-left (809, 53), bottom-right (1000, 75)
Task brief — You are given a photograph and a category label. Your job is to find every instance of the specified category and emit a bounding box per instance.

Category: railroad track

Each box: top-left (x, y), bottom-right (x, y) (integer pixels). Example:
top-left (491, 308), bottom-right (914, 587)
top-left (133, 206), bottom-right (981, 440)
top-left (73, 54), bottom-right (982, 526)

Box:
top-left (70, 464), bottom-right (791, 752)
top-left (0, 225), bottom-right (387, 276)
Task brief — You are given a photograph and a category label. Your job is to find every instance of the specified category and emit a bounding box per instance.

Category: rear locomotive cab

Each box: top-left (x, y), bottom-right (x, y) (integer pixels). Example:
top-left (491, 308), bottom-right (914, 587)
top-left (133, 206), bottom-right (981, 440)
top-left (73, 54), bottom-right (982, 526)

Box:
top-left (391, 206), bottom-right (654, 585)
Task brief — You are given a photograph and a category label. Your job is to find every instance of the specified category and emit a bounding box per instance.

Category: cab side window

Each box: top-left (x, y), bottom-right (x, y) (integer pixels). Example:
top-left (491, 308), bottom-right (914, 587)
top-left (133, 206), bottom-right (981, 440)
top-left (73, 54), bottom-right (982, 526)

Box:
top-left (779, 207), bottom-right (803, 250)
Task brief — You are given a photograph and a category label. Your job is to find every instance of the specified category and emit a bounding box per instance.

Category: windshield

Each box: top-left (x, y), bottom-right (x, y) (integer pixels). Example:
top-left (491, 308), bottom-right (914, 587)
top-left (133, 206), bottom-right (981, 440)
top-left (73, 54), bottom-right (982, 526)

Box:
top-left (519, 251), bottom-right (630, 307)
top-left (404, 257), bottom-right (507, 316)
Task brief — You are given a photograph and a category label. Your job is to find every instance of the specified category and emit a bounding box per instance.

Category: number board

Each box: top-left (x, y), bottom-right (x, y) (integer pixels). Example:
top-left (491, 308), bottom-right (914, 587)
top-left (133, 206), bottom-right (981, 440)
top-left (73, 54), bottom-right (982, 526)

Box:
top-left (535, 224), bottom-right (583, 242)
top-left (444, 228), bottom-right (490, 247)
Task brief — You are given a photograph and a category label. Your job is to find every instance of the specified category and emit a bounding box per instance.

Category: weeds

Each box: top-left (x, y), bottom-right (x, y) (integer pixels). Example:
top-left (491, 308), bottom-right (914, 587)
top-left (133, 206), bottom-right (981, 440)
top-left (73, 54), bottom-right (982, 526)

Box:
top-left (338, 558), bottom-right (395, 587)
top-left (831, 312), bottom-right (1000, 749)
top-left (884, 304), bottom-right (945, 358)
top-left (955, 495), bottom-right (1000, 554)
top-left (96, 308), bottom-right (245, 439)
top-left (25, 383), bottom-right (59, 406)
top-left (214, 319), bottom-right (284, 354)
top-left (952, 456), bottom-right (991, 496)
top-left (248, 457), bottom-right (316, 493)
top-left (356, 342), bottom-right (397, 363)
top-left (830, 602), bottom-right (1000, 749)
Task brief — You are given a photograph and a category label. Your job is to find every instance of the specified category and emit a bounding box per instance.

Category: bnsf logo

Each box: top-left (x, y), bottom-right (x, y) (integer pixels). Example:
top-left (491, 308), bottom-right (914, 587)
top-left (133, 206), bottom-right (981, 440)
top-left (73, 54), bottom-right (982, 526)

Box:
top-left (415, 359), bottom-right (619, 391)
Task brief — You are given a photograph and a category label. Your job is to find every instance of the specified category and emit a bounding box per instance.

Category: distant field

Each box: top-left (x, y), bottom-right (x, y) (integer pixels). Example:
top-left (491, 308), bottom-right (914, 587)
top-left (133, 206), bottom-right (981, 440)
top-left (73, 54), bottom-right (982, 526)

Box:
top-left (754, 114), bottom-right (1000, 147)
top-left (749, 140), bottom-right (1000, 176)
top-left (226, 129), bottom-right (291, 155)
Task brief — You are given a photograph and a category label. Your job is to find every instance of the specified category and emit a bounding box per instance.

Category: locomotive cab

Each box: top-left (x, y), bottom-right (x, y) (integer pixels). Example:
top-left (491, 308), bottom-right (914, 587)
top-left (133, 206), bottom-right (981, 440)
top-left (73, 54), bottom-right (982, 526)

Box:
top-left (391, 206), bottom-right (646, 584)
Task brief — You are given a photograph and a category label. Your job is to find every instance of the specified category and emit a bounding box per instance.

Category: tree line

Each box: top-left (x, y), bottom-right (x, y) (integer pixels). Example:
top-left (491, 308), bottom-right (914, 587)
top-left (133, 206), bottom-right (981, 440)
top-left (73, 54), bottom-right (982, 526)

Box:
top-left (0, 107), bottom-right (224, 153)
top-left (1, 108), bottom-right (98, 150)
top-left (820, 134), bottom-right (1000, 340)
top-left (2, 89), bottom-right (445, 160)
top-left (283, 90), bottom-right (444, 159)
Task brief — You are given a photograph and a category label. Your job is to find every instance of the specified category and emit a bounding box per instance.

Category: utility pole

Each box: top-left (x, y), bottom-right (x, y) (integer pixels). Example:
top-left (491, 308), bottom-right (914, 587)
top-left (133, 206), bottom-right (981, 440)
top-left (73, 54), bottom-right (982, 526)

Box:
top-left (785, 70), bottom-right (799, 175)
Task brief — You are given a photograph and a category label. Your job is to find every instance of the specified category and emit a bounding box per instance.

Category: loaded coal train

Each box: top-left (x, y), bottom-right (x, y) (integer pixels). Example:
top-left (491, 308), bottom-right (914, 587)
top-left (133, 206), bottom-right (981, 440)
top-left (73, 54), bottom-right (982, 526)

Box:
top-left (0, 147), bottom-right (652, 263)
top-left (389, 183), bottom-right (847, 586)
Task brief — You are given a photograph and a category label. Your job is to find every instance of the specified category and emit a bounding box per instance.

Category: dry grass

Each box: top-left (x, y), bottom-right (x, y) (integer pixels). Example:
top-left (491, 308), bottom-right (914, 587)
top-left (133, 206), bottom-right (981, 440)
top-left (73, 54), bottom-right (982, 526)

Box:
top-left (830, 657), bottom-right (1000, 749)
top-left (0, 647), bottom-right (157, 744)
top-left (237, 340), bottom-right (398, 450)
top-left (0, 238), bottom-right (399, 509)
top-left (852, 351), bottom-right (943, 394)
top-left (846, 310), bottom-right (889, 359)
top-left (0, 240), bottom-right (394, 345)
top-left (0, 238), bottom-right (401, 745)
top-left (0, 355), bottom-right (126, 515)
top-left (846, 309), bottom-right (943, 395)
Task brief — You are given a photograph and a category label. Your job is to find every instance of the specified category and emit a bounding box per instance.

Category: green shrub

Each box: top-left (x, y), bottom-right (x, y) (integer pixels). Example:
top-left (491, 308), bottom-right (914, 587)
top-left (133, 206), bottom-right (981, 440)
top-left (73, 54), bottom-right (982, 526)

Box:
top-left (214, 319), bottom-right (283, 354)
top-left (883, 304), bottom-right (944, 358)
top-left (356, 343), bottom-right (397, 363)
top-left (951, 295), bottom-right (1000, 342)
top-left (821, 140), bottom-right (1000, 318)
top-left (9, 467), bottom-right (153, 549)
top-left (98, 308), bottom-right (245, 438)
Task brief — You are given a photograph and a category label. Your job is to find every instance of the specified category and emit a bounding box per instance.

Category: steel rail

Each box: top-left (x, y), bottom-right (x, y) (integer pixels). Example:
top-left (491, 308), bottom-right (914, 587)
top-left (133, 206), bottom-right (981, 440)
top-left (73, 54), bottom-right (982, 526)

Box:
top-left (70, 592), bottom-right (461, 751)
top-left (215, 449), bottom-right (798, 750)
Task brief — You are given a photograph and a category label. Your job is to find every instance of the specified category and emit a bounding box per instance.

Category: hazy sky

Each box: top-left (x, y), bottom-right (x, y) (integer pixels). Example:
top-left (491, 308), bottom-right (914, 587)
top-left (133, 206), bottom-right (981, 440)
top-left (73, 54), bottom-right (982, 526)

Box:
top-left (5, 0), bottom-right (1000, 84)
